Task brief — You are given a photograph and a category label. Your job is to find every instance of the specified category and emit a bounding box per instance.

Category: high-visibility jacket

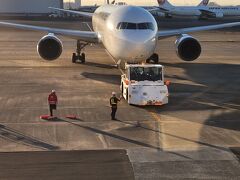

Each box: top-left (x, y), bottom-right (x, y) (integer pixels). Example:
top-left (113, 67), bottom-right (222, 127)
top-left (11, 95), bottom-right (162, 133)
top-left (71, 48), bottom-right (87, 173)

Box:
top-left (48, 93), bottom-right (58, 105)
top-left (110, 97), bottom-right (120, 108)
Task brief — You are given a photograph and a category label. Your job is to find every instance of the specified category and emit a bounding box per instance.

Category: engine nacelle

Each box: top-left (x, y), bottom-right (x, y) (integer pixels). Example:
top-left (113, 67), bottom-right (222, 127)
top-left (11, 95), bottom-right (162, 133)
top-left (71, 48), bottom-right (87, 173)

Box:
top-left (175, 34), bottom-right (201, 61)
top-left (215, 12), bottom-right (224, 18)
top-left (37, 34), bottom-right (63, 61)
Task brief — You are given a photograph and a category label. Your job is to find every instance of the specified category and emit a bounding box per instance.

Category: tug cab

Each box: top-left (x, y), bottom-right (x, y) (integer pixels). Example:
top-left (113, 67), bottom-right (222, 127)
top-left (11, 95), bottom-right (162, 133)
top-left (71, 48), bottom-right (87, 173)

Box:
top-left (121, 64), bottom-right (169, 106)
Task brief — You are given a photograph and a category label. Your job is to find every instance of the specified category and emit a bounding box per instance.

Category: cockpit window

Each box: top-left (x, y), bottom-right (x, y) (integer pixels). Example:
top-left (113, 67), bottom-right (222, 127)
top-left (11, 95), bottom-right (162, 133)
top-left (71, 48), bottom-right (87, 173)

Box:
top-left (138, 23), bottom-right (148, 30)
top-left (138, 23), bottom-right (154, 31)
top-left (117, 22), bottom-right (154, 31)
top-left (127, 23), bottom-right (137, 29)
top-left (117, 22), bottom-right (128, 29)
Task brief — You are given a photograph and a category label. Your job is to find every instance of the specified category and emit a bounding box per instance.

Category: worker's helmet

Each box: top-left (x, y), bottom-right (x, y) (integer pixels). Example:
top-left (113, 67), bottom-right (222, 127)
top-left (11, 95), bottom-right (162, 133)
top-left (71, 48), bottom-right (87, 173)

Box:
top-left (112, 92), bottom-right (116, 96)
top-left (52, 90), bottom-right (56, 93)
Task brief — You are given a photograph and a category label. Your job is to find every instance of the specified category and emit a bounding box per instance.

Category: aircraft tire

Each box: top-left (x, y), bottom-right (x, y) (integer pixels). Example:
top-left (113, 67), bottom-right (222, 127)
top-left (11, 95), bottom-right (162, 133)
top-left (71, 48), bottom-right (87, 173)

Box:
top-left (146, 59), bottom-right (151, 64)
top-left (72, 53), bottom-right (77, 63)
top-left (146, 54), bottom-right (159, 64)
top-left (81, 53), bottom-right (86, 63)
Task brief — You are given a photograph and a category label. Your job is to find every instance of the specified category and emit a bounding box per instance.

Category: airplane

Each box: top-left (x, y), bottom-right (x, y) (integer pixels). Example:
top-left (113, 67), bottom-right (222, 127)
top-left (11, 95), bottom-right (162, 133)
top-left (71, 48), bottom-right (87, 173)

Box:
top-left (0, 2), bottom-right (239, 65)
top-left (157, 0), bottom-right (240, 19)
top-left (202, 6), bottom-right (240, 19)
top-left (157, 0), bottom-right (210, 18)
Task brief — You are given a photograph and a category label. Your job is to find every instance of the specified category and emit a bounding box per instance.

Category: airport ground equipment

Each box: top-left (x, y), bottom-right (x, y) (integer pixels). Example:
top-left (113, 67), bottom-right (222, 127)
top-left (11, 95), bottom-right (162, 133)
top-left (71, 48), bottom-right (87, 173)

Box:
top-left (121, 64), bottom-right (169, 106)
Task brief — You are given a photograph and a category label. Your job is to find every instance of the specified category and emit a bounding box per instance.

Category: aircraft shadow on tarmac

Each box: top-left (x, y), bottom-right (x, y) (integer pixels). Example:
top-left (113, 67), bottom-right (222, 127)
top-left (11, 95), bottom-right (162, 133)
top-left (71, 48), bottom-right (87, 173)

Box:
top-left (43, 117), bottom-right (84, 122)
top-left (81, 61), bottom-right (117, 69)
top-left (81, 72), bottom-right (121, 85)
top-left (147, 62), bottom-right (240, 131)
top-left (0, 124), bottom-right (59, 150)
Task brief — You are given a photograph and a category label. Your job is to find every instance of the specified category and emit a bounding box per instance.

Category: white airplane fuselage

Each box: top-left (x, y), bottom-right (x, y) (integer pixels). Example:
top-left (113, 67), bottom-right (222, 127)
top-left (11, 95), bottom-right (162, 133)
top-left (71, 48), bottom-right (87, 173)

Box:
top-left (164, 6), bottom-right (240, 18)
top-left (167, 7), bottom-right (202, 16)
top-left (208, 7), bottom-right (240, 17)
top-left (92, 5), bottom-right (158, 63)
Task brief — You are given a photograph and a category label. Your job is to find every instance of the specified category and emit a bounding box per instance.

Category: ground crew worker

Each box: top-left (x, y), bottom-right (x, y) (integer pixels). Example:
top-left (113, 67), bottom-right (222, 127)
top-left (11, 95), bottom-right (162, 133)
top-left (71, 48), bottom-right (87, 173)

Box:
top-left (110, 92), bottom-right (121, 120)
top-left (48, 90), bottom-right (58, 117)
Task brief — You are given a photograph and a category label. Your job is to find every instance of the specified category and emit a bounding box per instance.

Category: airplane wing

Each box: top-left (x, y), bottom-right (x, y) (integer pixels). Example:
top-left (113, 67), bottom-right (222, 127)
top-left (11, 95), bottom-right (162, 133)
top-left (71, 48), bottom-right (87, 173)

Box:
top-left (0, 21), bottom-right (99, 43)
top-left (147, 7), bottom-right (160, 12)
top-left (158, 22), bottom-right (240, 39)
top-left (49, 7), bottom-right (93, 18)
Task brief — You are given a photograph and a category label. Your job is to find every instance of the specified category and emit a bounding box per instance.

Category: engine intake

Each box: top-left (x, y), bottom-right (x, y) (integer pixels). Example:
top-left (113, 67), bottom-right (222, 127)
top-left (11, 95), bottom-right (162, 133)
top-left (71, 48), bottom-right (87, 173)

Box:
top-left (175, 35), bottom-right (201, 61)
top-left (37, 34), bottom-right (63, 61)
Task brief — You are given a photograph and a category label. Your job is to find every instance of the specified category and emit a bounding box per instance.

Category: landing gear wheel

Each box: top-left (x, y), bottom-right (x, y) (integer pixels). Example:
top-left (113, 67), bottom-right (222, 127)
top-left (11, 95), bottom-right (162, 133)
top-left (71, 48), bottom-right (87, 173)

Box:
top-left (146, 59), bottom-right (151, 64)
top-left (146, 54), bottom-right (159, 64)
top-left (72, 40), bottom-right (88, 64)
top-left (81, 53), bottom-right (85, 63)
top-left (153, 55), bottom-right (159, 64)
top-left (72, 53), bottom-right (77, 63)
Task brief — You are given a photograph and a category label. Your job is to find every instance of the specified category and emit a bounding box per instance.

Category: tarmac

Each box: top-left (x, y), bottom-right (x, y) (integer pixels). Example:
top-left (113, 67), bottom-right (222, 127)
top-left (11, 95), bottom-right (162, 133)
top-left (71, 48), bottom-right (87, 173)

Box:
top-left (0, 19), bottom-right (239, 179)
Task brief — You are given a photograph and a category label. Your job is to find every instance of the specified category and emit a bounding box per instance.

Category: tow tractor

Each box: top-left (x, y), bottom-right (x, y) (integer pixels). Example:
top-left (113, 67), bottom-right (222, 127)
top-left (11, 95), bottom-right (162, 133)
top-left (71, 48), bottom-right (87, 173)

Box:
top-left (121, 64), bottom-right (170, 106)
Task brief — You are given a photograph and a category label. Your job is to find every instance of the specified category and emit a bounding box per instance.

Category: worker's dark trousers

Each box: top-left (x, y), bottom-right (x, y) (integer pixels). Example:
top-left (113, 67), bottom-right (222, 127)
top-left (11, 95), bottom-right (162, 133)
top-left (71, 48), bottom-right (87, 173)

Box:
top-left (49, 104), bottom-right (57, 116)
top-left (111, 107), bottom-right (117, 120)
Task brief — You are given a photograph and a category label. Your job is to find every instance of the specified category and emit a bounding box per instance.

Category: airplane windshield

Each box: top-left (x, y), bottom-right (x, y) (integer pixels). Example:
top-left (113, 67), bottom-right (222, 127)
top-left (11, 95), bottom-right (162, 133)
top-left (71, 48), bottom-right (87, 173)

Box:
top-left (117, 22), bottom-right (154, 31)
top-left (127, 23), bottom-right (137, 29)
top-left (130, 67), bottom-right (162, 82)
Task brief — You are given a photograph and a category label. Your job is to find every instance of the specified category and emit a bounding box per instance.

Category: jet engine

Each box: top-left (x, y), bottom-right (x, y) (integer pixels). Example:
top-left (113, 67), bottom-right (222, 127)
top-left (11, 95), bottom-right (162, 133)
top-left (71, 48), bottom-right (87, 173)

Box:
top-left (37, 34), bottom-right (63, 61)
top-left (175, 34), bottom-right (201, 61)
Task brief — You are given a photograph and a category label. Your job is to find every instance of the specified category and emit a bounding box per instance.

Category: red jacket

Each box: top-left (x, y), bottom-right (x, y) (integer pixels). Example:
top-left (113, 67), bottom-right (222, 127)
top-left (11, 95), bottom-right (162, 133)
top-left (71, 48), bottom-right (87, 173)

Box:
top-left (48, 93), bottom-right (58, 105)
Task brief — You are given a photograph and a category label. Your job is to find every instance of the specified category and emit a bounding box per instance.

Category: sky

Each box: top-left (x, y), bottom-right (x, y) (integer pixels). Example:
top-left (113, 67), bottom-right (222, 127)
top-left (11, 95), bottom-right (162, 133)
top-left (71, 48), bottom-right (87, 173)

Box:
top-left (66, 0), bottom-right (240, 6)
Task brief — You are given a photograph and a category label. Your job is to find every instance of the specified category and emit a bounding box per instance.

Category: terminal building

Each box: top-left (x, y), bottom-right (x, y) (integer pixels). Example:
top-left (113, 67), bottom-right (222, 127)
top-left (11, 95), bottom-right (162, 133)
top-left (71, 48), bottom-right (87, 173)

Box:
top-left (0, 0), bottom-right (63, 16)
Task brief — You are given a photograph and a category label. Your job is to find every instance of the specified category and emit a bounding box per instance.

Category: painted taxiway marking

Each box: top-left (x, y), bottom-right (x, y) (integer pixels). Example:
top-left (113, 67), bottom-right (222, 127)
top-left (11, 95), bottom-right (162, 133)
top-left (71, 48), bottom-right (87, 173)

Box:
top-left (98, 134), bottom-right (108, 148)
top-left (149, 110), bottom-right (161, 122)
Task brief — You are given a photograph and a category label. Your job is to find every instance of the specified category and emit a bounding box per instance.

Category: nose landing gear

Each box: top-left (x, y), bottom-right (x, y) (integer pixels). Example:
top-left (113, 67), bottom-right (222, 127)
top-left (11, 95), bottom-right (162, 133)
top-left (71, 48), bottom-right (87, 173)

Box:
top-left (72, 40), bottom-right (89, 63)
top-left (146, 53), bottom-right (159, 64)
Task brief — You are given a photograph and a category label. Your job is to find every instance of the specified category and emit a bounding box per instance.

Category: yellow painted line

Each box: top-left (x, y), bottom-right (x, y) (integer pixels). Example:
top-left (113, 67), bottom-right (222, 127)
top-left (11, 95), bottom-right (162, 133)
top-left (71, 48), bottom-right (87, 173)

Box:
top-left (150, 110), bottom-right (161, 122)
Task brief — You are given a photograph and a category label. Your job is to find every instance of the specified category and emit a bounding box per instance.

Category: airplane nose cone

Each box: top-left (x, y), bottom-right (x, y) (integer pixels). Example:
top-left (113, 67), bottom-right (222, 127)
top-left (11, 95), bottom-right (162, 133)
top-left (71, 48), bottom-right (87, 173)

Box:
top-left (123, 31), bottom-right (154, 43)
top-left (118, 31), bottom-right (157, 62)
